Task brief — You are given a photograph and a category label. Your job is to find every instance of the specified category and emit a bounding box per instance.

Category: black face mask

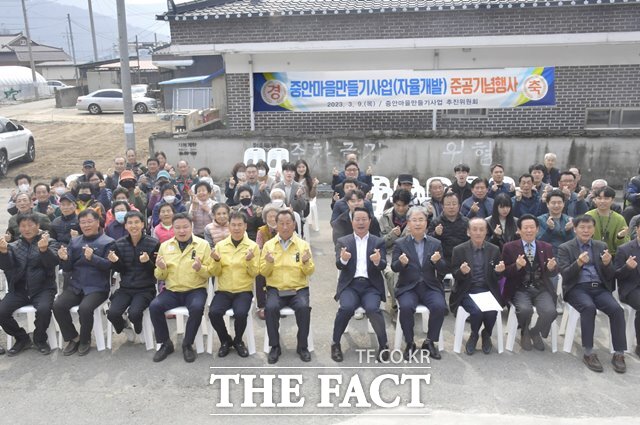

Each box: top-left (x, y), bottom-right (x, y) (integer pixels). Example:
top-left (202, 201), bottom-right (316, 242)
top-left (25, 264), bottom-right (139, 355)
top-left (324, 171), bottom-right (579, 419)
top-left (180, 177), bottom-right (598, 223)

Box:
top-left (120, 180), bottom-right (135, 189)
top-left (77, 193), bottom-right (92, 202)
top-left (239, 198), bottom-right (252, 207)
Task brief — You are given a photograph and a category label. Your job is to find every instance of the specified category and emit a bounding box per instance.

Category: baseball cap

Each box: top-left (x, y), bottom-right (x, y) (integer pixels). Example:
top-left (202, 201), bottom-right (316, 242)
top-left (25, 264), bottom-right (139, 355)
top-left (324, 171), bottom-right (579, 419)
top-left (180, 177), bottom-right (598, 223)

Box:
top-left (398, 174), bottom-right (414, 185)
top-left (83, 160), bottom-right (96, 168)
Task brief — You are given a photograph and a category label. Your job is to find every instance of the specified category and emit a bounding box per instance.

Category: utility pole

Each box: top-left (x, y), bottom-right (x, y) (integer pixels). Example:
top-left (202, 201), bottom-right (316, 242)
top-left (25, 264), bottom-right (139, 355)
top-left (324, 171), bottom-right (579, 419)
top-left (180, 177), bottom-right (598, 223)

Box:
top-left (21, 0), bottom-right (39, 100)
top-left (67, 14), bottom-right (79, 87)
top-left (135, 35), bottom-right (141, 84)
top-left (117, 0), bottom-right (135, 151)
top-left (87, 0), bottom-right (99, 62)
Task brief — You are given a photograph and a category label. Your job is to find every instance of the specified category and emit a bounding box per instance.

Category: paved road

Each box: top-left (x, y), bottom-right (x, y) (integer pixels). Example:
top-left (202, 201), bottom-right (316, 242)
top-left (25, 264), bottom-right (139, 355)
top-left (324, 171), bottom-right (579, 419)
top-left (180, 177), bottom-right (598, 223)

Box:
top-left (0, 192), bottom-right (639, 424)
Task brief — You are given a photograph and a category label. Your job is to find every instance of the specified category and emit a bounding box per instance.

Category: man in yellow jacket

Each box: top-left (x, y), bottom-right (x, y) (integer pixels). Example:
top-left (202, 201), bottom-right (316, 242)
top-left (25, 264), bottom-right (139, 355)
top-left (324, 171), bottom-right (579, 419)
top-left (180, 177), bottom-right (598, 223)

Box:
top-left (150, 213), bottom-right (213, 363)
top-left (260, 210), bottom-right (315, 364)
top-left (208, 212), bottom-right (260, 358)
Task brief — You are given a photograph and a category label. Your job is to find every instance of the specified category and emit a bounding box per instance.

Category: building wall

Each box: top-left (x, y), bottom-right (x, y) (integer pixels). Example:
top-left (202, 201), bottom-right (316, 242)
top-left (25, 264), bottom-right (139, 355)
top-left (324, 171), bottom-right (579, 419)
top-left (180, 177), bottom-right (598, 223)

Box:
top-left (169, 5), bottom-right (640, 44)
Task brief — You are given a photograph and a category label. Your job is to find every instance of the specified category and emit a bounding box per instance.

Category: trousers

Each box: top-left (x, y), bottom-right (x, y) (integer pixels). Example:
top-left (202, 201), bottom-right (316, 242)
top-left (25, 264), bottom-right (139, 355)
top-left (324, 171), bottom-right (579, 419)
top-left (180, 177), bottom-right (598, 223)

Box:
top-left (53, 289), bottom-right (109, 344)
top-left (0, 289), bottom-right (55, 344)
top-left (149, 288), bottom-right (207, 347)
top-left (265, 287), bottom-right (310, 349)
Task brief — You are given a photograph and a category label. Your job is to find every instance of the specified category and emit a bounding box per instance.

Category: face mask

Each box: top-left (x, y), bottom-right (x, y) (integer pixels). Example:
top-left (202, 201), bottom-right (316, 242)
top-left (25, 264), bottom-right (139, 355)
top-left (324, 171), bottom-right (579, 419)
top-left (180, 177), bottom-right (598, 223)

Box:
top-left (54, 187), bottom-right (66, 195)
top-left (18, 184), bottom-right (30, 192)
top-left (239, 198), bottom-right (252, 207)
top-left (258, 170), bottom-right (266, 177)
top-left (115, 211), bottom-right (127, 224)
top-left (163, 195), bottom-right (176, 204)
top-left (272, 199), bottom-right (284, 208)
top-left (237, 172), bottom-right (246, 180)
top-left (120, 180), bottom-right (135, 189)
top-left (77, 193), bottom-right (92, 202)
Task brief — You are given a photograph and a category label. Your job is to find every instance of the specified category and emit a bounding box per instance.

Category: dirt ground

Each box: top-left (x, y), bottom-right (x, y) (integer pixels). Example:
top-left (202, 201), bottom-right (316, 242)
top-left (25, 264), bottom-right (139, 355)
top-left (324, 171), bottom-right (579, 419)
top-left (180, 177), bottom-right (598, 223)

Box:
top-left (0, 120), bottom-right (167, 188)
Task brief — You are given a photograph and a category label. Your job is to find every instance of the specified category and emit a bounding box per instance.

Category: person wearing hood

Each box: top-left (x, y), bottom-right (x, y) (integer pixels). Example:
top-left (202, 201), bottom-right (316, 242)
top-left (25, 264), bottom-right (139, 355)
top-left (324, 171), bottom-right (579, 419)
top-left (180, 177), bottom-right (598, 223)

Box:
top-left (151, 184), bottom-right (186, 228)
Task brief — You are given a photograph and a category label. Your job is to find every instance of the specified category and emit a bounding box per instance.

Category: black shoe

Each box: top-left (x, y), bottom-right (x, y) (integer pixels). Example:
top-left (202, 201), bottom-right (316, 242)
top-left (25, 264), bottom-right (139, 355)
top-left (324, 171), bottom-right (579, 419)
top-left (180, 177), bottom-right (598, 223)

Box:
top-left (465, 332), bottom-right (479, 355)
top-left (331, 343), bottom-right (343, 362)
top-left (297, 346), bottom-right (311, 362)
top-left (233, 340), bottom-right (249, 358)
top-left (377, 344), bottom-right (390, 362)
top-left (583, 353), bottom-right (603, 373)
top-left (78, 341), bottom-right (91, 356)
top-left (34, 341), bottom-right (51, 355)
top-left (7, 337), bottom-right (32, 356)
top-left (268, 345), bottom-right (281, 364)
top-left (404, 342), bottom-right (417, 361)
top-left (481, 330), bottom-right (493, 354)
top-left (183, 344), bottom-right (197, 363)
top-left (520, 328), bottom-right (533, 351)
top-left (531, 331), bottom-right (545, 351)
top-left (218, 340), bottom-right (232, 358)
top-left (612, 353), bottom-right (626, 374)
top-left (63, 340), bottom-right (79, 356)
top-left (422, 339), bottom-right (441, 360)
top-left (153, 340), bottom-right (174, 362)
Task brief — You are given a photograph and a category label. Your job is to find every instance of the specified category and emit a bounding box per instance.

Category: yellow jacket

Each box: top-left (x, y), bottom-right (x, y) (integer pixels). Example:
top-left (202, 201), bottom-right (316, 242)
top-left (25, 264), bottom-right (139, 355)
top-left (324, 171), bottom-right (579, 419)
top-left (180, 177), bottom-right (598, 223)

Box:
top-left (211, 234), bottom-right (260, 293)
top-left (154, 236), bottom-right (213, 292)
top-left (259, 234), bottom-right (314, 291)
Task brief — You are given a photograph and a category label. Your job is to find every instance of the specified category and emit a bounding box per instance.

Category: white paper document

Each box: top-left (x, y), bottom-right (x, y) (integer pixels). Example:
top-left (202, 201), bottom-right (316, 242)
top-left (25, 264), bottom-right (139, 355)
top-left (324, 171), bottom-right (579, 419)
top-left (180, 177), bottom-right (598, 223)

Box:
top-left (469, 291), bottom-right (502, 312)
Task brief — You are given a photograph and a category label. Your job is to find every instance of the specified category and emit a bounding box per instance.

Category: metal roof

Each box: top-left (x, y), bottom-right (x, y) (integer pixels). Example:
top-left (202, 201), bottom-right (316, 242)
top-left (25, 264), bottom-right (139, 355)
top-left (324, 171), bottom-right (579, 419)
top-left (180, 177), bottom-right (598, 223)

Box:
top-left (159, 69), bottom-right (225, 85)
top-left (158, 0), bottom-right (634, 20)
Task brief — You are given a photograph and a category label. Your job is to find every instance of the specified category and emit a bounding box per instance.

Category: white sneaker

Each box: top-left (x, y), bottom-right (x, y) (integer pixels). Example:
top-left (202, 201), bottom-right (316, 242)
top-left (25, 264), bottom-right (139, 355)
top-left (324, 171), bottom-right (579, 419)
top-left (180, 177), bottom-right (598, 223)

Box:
top-left (354, 311), bottom-right (364, 320)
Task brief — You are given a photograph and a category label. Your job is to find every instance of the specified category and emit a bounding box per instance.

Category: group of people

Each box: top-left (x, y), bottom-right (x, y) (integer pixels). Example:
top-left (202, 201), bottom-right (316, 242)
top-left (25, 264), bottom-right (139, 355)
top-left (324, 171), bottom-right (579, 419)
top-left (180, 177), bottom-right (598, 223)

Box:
top-left (1, 148), bottom-right (640, 374)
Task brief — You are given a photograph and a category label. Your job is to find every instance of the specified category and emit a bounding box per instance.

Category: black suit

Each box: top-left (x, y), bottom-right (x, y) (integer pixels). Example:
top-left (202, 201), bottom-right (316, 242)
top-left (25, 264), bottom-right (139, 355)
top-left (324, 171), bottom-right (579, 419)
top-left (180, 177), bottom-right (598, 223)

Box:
top-left (558, 238), bottom-right (626, 351)
top-left (332, 234), bottom-right (387, 347)
top-left (450, 240), bottom-right (503, 336)
top-left (332, 210), bottom-right (381, 245)
top-left (391, 235), bottom-right (448, 345)
top-left (615, 238), bottom-right (640, 346)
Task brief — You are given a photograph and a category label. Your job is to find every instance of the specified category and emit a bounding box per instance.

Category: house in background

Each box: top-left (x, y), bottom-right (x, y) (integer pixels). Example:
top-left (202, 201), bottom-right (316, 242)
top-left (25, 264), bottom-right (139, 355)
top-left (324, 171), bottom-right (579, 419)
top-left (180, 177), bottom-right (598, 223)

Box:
top-left (0, 33), bottom-right (70, 67)
top-left (79, 58), bottom-right (171, 93)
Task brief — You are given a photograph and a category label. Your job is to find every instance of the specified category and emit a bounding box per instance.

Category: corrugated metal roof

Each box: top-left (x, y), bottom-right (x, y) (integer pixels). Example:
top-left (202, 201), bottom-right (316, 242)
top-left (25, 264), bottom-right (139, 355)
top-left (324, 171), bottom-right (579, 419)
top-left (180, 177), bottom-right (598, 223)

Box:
top-left (158, 0), bottom-right (629, 20)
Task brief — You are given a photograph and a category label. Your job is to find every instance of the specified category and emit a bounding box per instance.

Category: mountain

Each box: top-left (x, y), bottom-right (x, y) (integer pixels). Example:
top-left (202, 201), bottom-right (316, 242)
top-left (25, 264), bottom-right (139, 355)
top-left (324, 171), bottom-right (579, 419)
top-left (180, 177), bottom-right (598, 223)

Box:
top-left (1, 0), bottom-right (171, 62)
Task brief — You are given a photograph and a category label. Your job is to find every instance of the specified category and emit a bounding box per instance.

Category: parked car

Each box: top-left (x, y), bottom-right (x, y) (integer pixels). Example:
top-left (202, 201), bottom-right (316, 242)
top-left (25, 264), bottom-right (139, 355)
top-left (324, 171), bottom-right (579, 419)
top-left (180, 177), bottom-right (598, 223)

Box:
top-left (76, 88), bottom-right (157, 114)
top-left (0, 117), bottom-right (35, 177)
top-left (47, 80), bottom-right (71, 89)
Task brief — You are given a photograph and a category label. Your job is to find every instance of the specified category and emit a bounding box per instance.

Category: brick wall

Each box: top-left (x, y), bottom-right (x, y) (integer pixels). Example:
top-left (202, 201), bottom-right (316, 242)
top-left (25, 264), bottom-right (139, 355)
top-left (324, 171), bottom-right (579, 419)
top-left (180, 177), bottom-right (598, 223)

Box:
top-left (170, 5), bottom-right (640, 44)
top-left (225, 65), bottom-right (640, 133)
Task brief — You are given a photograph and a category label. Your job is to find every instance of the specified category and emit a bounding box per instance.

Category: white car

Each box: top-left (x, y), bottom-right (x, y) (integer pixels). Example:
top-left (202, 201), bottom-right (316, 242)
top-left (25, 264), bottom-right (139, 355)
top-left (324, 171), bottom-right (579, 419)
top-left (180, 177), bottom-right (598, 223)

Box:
top-left (47, 80), bottom-right (71, 89)
top-left (0, 117), bottom-right (35, 176)
top-left (76, 88), bottom-right (157, 114)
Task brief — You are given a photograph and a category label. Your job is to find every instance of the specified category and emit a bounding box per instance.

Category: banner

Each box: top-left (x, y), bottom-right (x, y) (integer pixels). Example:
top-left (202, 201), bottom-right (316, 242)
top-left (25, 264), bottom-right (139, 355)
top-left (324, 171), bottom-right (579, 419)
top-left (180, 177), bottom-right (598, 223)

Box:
top-left (253, 67), bottom-right (555, 112)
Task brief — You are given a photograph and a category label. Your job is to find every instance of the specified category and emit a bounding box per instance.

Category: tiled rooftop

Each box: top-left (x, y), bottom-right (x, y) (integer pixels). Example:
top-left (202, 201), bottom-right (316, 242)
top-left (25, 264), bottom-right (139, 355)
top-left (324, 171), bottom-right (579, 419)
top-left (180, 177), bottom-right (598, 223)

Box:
top-left (159, 0), bottom-right (635, 20)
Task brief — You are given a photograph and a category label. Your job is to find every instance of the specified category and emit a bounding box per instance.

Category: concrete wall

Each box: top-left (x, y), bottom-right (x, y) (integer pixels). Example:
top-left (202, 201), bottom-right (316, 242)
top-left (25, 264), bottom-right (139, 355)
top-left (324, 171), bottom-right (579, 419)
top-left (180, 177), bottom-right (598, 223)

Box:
top-left (54, 86), bottom-right (85, 108)
top-left (150, 133), bottom-right (640, 188)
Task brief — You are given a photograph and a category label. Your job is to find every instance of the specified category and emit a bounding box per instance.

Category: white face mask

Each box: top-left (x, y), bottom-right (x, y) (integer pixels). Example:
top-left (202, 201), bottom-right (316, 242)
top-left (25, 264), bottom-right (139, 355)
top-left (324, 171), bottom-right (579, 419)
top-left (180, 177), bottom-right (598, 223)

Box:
top-left (258, 170), bottom-right (266, 177)
top-left (237, 172), bottom-right (246, 180)
top-left (18, 184), bottom-right (30, 192)
top-left (54, 187), bottom-right (66, 195)
top-left (271, 199), bottom-right (285, 208)
top-left (163, 195), bottom-right (176, 204)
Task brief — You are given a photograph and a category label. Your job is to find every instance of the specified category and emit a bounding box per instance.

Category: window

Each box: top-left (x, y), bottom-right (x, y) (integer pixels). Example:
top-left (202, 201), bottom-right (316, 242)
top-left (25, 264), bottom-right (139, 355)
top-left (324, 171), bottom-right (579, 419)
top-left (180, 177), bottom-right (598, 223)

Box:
top-left (585, 108), bottom-right (640, 128)
top-left (443, 108), bottom-right (488, 118)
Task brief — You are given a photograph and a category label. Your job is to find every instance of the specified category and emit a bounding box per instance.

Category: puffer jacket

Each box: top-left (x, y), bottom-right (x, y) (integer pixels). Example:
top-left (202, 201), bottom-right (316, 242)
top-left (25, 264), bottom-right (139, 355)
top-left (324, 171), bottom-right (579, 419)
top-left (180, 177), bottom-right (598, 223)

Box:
top-left (60, 232), bottom-right (115, 295)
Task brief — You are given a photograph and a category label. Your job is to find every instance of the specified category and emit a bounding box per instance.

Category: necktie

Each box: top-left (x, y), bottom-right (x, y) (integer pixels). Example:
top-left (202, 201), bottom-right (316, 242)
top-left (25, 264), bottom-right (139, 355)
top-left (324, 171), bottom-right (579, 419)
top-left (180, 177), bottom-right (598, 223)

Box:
top-left (526, 243), bottom-right (535, 264)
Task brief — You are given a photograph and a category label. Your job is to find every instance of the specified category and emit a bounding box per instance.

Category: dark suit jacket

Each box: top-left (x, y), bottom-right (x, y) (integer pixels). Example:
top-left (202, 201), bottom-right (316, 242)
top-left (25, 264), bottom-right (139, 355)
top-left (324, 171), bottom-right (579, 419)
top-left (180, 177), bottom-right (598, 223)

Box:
top-left (332, 211), bottom-right (381, 245)
top-left (391, 235), bottom-right (448, 298)
top-left (558, 238), bottom-right (615, 299)
top-left (614, 239), bottom-right (640, 302)
top-left (449, 240), bottom-right (503, 313)
top-left (502, 239), bottom-right (558, 303)
top-left (334, 234), bottom-right (387, 301)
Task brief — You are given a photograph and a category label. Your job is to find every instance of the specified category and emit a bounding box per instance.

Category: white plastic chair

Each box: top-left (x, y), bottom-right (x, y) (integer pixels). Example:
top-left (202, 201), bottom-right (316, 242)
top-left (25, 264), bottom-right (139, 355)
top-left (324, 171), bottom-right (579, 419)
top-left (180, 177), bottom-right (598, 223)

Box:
top-left (344, 303), bottom-right (389, 335)
top-left (393, 304), bottom-right (445, 351)
top-left (412, 185), bottom-right (427, 205)
top-left (243, 147), bottom-right (266, 165)
top-left (267, 148), bottom-right (290, 178)
top-left (503, 176), bottom-right (516, 188)
top-left (58, 301), bottom-right (109, 351)
top-left (505, 303), bottom-right (558, 353)
top-left (308, 197), bottom-right (320, 232)
top-left (453, 305), bottom-right (504, 354)
top-left (622, 303), bottom-right (637, 352)
top-left (6, 305), bottom-right (59, 351)
top-left (561, 303), bottom-right (614, 354)
top-left (206, 307), bottom-right (257, 356)
top-left (262, 307), bottom-right (314, 353)
top-left (425, 177), bottom-right (453, 196)
top-left (106, 308), bottom-right (155, 351)
top-left (371, 176), bottom-right (391, 188)
top-left (467, 176), bottom-right (479, 185)
top-left (160, 306), bottom-right (205, 353)
top-left (370, 185), bottom-right (393, 219)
